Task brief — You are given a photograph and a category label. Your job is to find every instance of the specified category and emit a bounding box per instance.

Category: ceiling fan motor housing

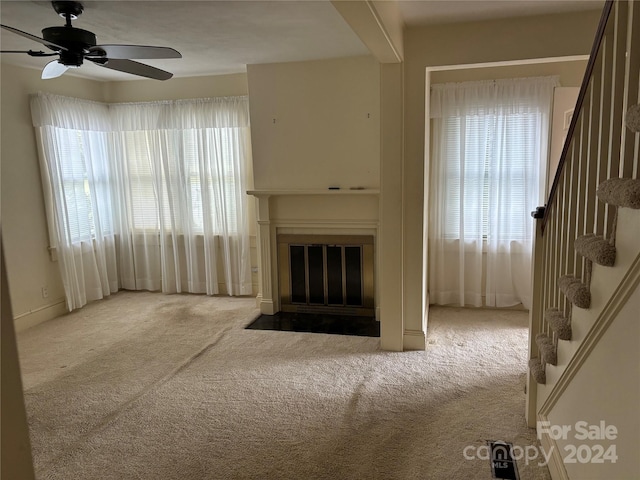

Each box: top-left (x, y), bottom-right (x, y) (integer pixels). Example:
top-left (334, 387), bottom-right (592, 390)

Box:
top-left (42, 26), bottom-right (95, 65)
top-left (52, 1), bottom-right (84, 20)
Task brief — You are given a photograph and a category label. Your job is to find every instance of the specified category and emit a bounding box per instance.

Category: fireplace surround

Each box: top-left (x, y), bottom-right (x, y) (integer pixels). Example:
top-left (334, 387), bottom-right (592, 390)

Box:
top-left (248, 189), bottom-right (379, 318)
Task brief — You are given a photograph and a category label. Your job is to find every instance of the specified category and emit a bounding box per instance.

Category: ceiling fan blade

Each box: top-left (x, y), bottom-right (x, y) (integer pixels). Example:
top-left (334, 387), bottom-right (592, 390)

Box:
top-left (42, 60), bottom-right (69, 79)
top-left (1, 24), bottom-right (68, 51)
top-left (0, 50), bottom-right (57, 57)
top-left (89, 58), bottom-right (173, 81)
top-left (87, 45), bottom-right (181, 60)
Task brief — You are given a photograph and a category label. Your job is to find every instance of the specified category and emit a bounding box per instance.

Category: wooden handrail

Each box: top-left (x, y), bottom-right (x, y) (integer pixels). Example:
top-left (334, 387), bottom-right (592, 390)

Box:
top-left (541, 0), bottom-right (614, 233)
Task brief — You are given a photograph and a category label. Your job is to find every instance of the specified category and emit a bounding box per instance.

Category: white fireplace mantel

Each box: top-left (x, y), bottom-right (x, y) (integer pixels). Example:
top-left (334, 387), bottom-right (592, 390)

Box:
top-left (247, 189), bottom-right (380, 316)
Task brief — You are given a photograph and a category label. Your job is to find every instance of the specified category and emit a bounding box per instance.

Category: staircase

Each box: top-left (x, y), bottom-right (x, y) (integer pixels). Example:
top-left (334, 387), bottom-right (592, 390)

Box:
top-left (526, 1), bottom-right (640, 478)
top-left (529, 179), bottom-right (640, 386)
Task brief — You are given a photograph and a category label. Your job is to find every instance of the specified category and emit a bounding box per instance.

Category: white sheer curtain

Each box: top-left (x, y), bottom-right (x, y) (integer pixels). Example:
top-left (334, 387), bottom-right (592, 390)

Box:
top-left (31, 94), bottom-right (119, 310)
top-left (31, 93), bottom-right (252, 311)
top-left (109, 98), bottom-right (252, 296)
top-left (429, 76), bottom-right (557, 310)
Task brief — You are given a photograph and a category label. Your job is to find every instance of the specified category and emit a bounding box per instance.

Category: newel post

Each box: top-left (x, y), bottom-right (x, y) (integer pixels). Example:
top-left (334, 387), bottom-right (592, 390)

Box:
top-left (526, 206), bottom-right (546, 427)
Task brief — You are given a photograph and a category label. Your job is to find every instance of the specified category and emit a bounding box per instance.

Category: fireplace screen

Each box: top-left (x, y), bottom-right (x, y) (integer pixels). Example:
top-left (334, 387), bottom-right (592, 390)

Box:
top-left (278, 235), bottom-right (374, 316)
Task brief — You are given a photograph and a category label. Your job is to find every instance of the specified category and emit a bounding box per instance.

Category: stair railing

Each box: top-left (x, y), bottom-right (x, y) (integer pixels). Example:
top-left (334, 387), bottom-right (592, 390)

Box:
top-left (526, 0), bottom-right (639, 426)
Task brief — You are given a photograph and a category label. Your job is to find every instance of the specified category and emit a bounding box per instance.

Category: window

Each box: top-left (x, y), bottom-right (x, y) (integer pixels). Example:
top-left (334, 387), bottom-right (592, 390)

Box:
top-left (54, 128), bottom-right (113, 242)
top-left (429, 76), bottom-right (556, 309)
top-left (38, 99), bottom-right (249, 242)
top-left (122, 130), bottom-right (173, 231)
top-left (441, 110), bottom-right (542, 241)
top-left (122, 127), bottom-right (244, 234)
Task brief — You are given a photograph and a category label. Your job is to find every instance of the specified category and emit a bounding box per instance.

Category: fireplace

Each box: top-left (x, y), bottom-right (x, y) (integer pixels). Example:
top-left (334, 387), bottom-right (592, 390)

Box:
top-left (247, 190), bottom-right (379, 317)
top-left (278, 234), bottom-right (374, 316)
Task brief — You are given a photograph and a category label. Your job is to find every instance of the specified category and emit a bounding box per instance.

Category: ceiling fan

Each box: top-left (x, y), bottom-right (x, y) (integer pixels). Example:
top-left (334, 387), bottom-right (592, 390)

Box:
top-left (0, 1), bottom-right (181, 80)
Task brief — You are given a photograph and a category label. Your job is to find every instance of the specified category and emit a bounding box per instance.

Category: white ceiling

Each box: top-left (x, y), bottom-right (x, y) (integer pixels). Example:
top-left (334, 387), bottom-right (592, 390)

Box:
top-left (0, 0), bottom-right (604, 82)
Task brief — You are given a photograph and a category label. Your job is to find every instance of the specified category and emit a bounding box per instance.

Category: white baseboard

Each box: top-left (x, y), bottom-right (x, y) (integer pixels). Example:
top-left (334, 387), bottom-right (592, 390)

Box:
top-left (259, 298), bottom-right (275, 315)
top-left (14, 299), bottom-right (67, 333)
top-left (403, 328), bottom-right (426, 351)
top-left (538, 420), bottom-right (569, 480)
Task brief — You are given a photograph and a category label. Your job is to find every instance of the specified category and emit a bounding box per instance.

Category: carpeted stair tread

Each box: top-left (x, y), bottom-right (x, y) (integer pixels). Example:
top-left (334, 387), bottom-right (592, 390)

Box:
top-left (597, 178), bottom-right (640, 209)
top-left (545, 308), bottom-right (572, 341)
top-left (558, 275), bottom-right (591, 309)
top-left (535, 333), bottom-right (557, 366)
top-left (574, 234), bottom-right (616, 266)
top-left (626, 104), bottom-right (640, 133)
top-left (529, 357), bottom-right (546, 385)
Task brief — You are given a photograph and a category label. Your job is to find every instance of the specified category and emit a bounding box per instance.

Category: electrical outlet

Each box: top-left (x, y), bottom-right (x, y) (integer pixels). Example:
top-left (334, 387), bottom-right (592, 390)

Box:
top-left (41, 286), bottom-right (49, 298)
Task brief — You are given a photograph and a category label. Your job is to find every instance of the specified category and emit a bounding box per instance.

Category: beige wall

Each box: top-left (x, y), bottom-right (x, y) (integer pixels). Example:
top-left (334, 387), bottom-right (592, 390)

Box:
top-left (103, 73), bottom-right (248, 103)
top-left (247, 55), bottom-right (380, 190)
top-left (379, 62), bottom-right (405, 350)
top-left (1, 64), bottom-right (255, 329)
top-left (403, 10), bottom-right (602, 334)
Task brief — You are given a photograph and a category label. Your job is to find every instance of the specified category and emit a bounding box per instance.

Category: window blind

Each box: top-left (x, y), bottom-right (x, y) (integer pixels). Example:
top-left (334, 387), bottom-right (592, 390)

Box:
top-left (441, 109), bottom-right (543, 241)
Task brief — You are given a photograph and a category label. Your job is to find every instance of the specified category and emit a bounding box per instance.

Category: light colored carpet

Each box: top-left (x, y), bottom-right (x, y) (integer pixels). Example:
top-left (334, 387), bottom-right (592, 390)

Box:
top-left (17, 291), bottom-right (550, 480)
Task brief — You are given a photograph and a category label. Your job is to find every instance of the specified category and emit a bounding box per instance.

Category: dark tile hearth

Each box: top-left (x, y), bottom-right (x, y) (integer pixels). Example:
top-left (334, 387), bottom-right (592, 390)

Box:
top-left (246, 312), bottom-right (380, 337)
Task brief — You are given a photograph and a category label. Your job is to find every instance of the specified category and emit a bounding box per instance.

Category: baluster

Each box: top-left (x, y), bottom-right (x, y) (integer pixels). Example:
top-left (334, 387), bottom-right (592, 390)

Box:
top-left (607, 1), bottom-right (628, 236)
top-left (622, 1), bottom-right (640, 178)
top-left (595, 30), bottom-right (613, 235)
top-left (585, 58), bottom-right (602, 242)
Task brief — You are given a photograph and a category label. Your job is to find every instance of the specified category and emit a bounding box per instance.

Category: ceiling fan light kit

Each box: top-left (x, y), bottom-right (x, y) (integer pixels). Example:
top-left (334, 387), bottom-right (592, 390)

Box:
top-left (1, 1), bottom-right (181, 80)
